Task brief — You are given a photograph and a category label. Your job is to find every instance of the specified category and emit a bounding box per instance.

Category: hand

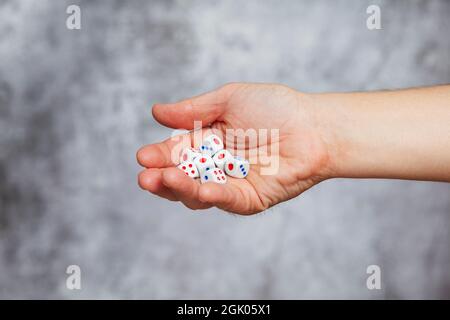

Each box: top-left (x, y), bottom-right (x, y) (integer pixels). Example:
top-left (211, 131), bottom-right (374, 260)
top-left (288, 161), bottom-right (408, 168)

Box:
top-left (137, 83), bottom-right (332, 214)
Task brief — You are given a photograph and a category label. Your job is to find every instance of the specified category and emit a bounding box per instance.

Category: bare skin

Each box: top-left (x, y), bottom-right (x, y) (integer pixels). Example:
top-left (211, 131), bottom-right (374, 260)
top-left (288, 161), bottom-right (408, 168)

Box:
top-left (137, 83), bottom-right (450, 215)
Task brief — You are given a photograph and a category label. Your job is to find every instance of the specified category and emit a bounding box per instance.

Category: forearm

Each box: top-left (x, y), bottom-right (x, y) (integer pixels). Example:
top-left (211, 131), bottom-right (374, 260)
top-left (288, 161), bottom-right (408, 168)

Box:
top-left (313, 85), bottom-right (450, 182)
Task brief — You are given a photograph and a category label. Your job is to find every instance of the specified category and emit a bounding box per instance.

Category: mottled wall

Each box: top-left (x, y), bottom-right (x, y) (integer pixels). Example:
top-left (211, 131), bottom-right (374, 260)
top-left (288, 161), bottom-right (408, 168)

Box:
top-left (0, 0), bottom-right (449, 299)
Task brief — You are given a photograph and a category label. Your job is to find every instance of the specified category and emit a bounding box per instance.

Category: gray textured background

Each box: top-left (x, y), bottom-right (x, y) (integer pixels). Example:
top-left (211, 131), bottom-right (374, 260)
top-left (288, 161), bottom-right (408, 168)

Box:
top-left (0, 0), bottom-right (449, 299)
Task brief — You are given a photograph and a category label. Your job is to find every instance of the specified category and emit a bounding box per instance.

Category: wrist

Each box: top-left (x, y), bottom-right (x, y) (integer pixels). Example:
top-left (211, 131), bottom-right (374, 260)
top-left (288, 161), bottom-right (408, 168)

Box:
top-left (305, 92), bottom-right (351, 180)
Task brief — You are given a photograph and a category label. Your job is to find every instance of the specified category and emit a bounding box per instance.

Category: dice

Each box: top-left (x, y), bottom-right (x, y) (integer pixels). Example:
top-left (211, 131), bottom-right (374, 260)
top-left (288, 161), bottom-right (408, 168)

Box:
top-left (176, 133), bottom-right (250, 184)
top-left (200, 168), bottom-right (227, 184)
top-left (177, 161), bottom-right (199, 178)
top-left (199, 134), bottom-right (224, 156)
top-left (193, 155), bottom-right (215, 174)
top-left (212, 149), bottom-right (234, 171)
top-left (179, 147), bottom-right (202, 163)
top-left (224, 156), bottom-right (249, 178)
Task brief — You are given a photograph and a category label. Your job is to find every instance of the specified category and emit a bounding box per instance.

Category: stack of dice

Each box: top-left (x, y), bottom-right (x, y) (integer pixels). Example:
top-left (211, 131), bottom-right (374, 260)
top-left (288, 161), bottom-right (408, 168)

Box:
top-left (177, 134), bottom-right (250, 184)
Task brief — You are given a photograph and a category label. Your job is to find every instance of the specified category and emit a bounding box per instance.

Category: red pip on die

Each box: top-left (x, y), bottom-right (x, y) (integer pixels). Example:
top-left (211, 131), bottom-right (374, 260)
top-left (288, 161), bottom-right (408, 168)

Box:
top-left (200, 168), bottom-right (227, 184)
top-left (179, 147), bottom-right (202, 163)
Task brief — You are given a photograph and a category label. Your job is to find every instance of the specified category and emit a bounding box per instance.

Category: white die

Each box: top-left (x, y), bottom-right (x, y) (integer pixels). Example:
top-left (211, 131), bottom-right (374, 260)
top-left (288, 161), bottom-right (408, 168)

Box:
top-left (212, 149), bottom-right (234, 171)
top-left (199, 134), bottom-right (224, 156)
top-left (200, 168), bottom-right (227, 184)
top-left (224, 156), bottom-right (250, 178)
top-left (177, 161), bottom-right (199, 178)
top-left (179, 147), bottom-right (201, 163)
top-left (193, 155), bottom-right (215, 174)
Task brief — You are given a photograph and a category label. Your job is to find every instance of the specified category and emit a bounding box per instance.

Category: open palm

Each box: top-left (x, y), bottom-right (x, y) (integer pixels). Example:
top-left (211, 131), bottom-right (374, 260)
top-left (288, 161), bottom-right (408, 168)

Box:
top-left (137, 83), bottom-right (331, 214)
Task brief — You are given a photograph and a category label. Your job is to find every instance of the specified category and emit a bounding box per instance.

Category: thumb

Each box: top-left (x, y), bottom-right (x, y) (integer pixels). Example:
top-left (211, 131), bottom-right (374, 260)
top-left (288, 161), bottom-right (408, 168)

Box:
top-left (152, 84), bottom-right (236, 129)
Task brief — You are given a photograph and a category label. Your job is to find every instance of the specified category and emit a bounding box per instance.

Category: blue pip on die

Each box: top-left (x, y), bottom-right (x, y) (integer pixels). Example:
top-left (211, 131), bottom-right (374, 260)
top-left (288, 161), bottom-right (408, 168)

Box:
top-left (199, 134), bottom-right (224, 156)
